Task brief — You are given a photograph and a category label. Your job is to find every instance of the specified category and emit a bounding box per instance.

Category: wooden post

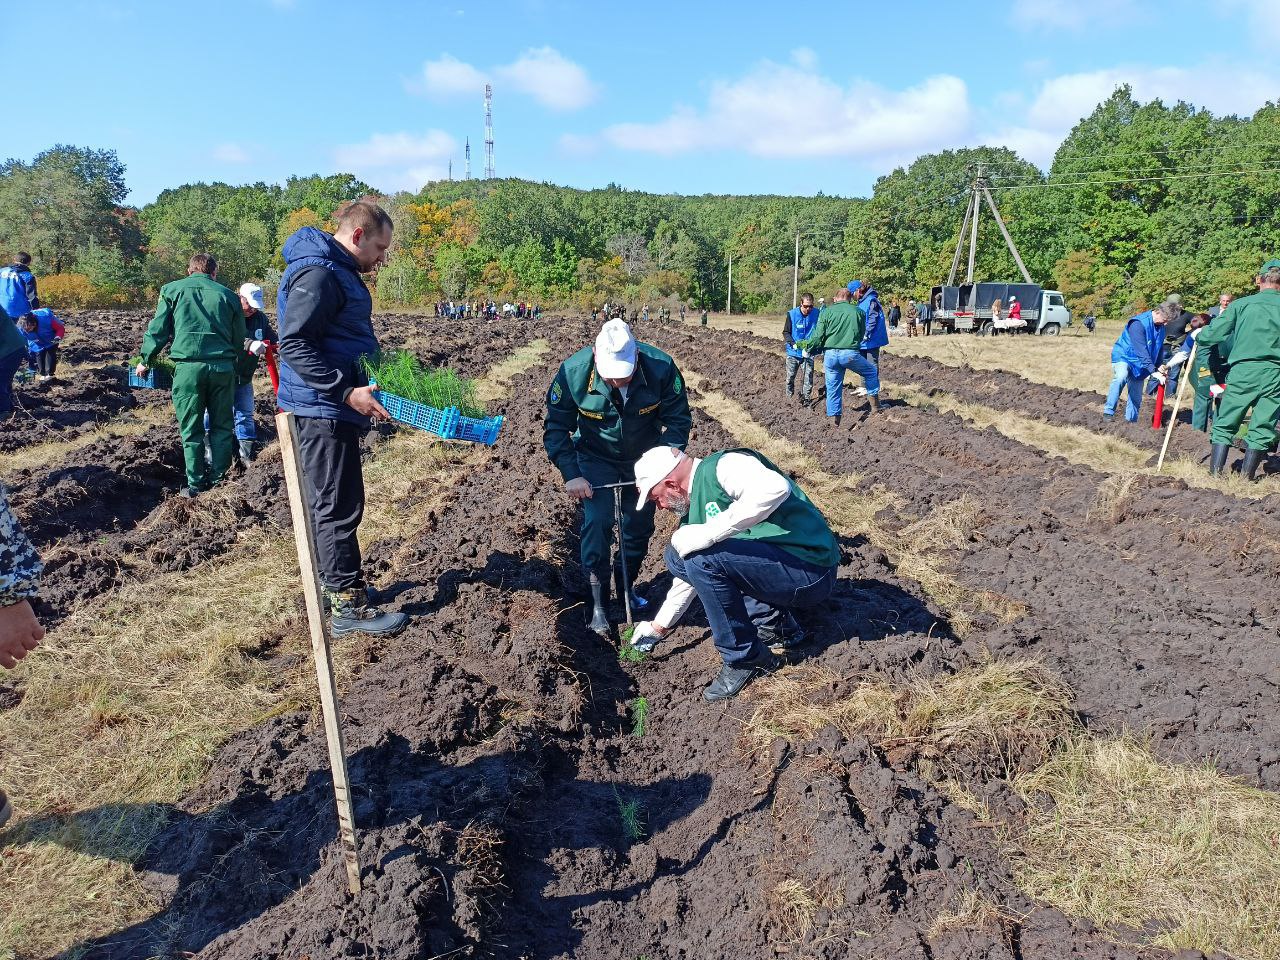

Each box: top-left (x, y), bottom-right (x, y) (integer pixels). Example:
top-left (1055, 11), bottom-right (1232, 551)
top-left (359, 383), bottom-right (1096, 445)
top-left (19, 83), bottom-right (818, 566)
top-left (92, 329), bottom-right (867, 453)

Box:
top-left (275, 410), bottom-right (363, 895)
top-left (1156, 343), bottom-right (1197, 473)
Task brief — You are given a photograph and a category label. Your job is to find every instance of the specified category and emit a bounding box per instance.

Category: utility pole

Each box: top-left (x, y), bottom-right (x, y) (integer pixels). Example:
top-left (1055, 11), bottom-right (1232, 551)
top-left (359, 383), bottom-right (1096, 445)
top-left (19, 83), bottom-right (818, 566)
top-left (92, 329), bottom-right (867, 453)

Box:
top-left (465, 138), bottom-right (471, 180)
top-left (948, 163), bottom-right (1033, 286)
top-left (726, 253), bottom-right (733, 315)
top-left (792, 231), bottom-right (800, 309)
top-left (484, 84), bottom-right (496, 179)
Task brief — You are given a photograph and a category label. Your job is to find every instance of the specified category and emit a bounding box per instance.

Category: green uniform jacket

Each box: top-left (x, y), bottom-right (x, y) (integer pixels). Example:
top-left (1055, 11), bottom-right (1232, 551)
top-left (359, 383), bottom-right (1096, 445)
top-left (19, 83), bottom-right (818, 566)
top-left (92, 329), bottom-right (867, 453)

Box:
top-left (141, 273), bottom-right (246, 366)
top-left (1196, 289), bottom-right (1280, 365)
top-left (1, 313), bottom-right (25, 358)
top-left (544, 343), bottom-right (692, 482)
top-left (684, 449), bottom-right (840, 568)
top-left (799, 300), bottom-right (866, 351)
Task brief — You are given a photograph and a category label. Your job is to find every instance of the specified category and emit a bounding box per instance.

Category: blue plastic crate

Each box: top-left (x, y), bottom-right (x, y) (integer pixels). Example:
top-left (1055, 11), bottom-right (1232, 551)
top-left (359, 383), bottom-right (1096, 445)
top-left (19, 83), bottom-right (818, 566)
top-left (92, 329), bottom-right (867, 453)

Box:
top-left (373, 390), bottom-right (503, 446)
top-left (127, 365), bottom-right (173, 389)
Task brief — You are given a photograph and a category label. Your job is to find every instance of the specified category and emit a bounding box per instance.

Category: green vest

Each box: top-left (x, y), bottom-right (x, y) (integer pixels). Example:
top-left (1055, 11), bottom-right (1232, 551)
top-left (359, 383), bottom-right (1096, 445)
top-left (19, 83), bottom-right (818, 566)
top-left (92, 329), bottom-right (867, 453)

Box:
top-left (685, 449), bottom-right (839, 568)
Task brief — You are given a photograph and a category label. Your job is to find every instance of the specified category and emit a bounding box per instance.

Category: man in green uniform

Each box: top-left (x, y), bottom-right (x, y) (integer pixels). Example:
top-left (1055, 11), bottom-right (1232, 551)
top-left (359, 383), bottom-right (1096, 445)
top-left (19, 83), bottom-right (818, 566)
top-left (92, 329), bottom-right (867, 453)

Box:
top-left (1197, 258), bottom-right (1280, 479)
top-left (627, 444), bottom-right (840, 701)
top-left (544, 318), bottom-right (692, 635)
top-left (137, 253), bottom-right (246, 497)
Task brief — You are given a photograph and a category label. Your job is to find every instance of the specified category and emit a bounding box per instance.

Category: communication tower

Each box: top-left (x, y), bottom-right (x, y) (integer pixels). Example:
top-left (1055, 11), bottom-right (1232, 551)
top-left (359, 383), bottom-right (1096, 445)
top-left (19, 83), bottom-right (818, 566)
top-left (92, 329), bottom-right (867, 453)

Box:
top-left (464, 137), bottom-right (471, 180)
top-left (484, 84), bottom-right (496, 179)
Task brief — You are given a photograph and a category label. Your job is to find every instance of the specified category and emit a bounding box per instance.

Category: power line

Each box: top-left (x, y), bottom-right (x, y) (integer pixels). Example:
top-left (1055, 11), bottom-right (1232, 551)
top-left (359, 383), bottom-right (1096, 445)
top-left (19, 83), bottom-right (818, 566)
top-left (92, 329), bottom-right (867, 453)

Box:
top-left (988, 163), bottom-right (1280, 190)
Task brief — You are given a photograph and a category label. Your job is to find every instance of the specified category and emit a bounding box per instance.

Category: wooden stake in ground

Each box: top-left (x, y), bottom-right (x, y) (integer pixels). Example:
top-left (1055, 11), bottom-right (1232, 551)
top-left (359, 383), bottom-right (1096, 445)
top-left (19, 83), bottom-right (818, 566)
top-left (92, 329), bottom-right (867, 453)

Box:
top-left (1156, 342), bottom-right (1197, 473)
top-left (275, 410), bottom-right (363, 895)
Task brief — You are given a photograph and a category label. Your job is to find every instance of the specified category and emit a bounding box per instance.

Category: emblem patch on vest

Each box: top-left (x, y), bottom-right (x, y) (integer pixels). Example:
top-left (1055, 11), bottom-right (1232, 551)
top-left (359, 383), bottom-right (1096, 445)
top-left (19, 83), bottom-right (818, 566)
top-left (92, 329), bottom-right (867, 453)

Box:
top-left (673, 374), bottom-right (683, 393)
top-left (549, 382), bottom-right (562, 404)
top-left (704, 502), bottom-right (722, 520)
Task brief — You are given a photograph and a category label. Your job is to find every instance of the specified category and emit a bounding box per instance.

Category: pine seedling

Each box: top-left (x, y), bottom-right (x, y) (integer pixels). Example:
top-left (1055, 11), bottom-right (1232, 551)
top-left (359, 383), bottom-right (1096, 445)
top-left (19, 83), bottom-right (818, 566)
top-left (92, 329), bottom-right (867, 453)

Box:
top-left (617, 625), bottom-right (648, 663)
top-left (128, 354), bottom-right (176, 375)
top-left (362, 350), bottom-right (483, 417)
top-left (614, 789), bottom-right (647, 842)
top-left (630, 697), bottom-right (649, 737)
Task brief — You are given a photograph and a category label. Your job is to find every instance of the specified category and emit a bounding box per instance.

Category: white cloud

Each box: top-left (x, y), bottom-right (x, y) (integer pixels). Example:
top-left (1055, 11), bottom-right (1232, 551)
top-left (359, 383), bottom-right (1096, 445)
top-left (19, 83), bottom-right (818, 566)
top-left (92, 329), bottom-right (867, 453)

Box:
top-left (1011, 0), bottom-right (1139, 29)
top-left (593, 58), bottom-right (971, 162)
top-left (212, 142), bottom-right (251, 164)
top-left (333, 130), bottom-right (457, 192)
top-left (1216, 0), bottom-right (1280, 43)
top-left (983, 60), bottom-right (1280, 165)
top-left (410, 46), bottom-right (597, 111)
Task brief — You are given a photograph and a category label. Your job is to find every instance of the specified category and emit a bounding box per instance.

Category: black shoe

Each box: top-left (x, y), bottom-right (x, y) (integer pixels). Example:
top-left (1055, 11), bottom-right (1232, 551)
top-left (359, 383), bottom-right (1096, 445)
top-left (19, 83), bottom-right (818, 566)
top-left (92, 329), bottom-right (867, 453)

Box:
top-left (180, 486), bottom-right (198, 499)
top-left (799, 395), bottom-right (812, 408)
top-left (1242, 448), bottom-right (1265, 481)
top-left (588, 569), bottom-right (611, 636)
top-left (703, 652), bottom-right (780, 702)
top-left (867, 394), bottom-right (881, 414)
top-left (829, 413), bottom-right (841, 428)
top-left (327, 587), bottom-right (410, 637)
top-left (1209, 443), bottom-right (1231, 476)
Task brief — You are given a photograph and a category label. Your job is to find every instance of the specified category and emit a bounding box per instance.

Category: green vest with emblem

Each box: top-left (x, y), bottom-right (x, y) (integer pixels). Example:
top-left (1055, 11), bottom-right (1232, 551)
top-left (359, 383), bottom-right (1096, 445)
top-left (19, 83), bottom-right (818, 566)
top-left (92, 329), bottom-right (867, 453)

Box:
top-left (685, 449), bottom-right (840, 568)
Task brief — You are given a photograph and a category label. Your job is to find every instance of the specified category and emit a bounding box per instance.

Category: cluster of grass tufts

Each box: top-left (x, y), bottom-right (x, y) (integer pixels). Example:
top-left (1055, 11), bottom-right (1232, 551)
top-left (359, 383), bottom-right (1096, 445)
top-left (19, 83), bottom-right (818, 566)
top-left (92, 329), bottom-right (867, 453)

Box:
top-left (362, 350), bottom-right (484, 418)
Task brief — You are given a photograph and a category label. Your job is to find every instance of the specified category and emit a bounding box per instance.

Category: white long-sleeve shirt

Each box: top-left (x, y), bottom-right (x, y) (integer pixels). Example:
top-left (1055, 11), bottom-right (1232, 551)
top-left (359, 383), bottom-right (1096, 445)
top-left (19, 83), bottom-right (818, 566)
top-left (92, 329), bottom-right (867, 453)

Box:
top-left (653, 452), bottom-right (792, 629)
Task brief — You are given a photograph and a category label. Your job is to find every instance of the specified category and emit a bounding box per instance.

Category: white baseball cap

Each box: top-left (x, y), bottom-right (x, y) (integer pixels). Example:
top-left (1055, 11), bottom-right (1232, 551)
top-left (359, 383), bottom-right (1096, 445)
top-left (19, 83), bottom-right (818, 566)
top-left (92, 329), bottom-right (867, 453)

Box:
top-left (634, 445), bottom-right (684, 509)
top-left (239, 283), bottom-right (265, 310)
top-left (594, 319), bottom-right (638, 379)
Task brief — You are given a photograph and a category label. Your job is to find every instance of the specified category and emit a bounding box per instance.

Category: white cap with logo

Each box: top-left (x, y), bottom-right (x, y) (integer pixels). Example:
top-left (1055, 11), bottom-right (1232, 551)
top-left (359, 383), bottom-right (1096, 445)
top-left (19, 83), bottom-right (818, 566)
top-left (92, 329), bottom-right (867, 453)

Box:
top-left (634, 445), bottom-right (684, 509)
top-left (239, 282), bottom-right (265, 310)
top-left (594, 318), bottom-right (638, 379)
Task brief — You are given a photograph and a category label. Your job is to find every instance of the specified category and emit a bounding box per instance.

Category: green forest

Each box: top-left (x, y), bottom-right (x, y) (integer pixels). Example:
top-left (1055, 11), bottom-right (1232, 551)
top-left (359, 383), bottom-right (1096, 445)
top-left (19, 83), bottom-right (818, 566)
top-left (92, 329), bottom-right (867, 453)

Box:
top-left (2, 86), bottom-right (1278, 319)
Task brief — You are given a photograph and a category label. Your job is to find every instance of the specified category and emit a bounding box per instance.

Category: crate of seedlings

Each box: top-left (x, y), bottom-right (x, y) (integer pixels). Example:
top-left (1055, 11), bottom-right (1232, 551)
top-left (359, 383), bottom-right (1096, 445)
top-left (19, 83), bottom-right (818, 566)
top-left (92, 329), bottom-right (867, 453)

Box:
top-left (363, 351), bottom-right (504, 446)
top-left (126, 356), bottom-right (175, 389)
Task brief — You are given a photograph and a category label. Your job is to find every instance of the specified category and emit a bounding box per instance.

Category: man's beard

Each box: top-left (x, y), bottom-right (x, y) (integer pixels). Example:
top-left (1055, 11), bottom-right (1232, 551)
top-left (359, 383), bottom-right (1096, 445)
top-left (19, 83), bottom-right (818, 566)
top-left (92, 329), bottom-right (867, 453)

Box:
top-left (662, 494), bottom-right (690, 517)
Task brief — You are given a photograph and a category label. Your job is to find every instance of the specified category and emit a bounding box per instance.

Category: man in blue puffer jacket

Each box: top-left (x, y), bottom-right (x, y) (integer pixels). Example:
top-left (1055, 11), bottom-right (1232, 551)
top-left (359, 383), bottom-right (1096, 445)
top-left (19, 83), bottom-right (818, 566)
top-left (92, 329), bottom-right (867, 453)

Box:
top-left (277, 200), bottom-right (408, 637)
top-left (849, 280), bottom-right (888, 366)
top-left (1104, 300), bottom-right (1176, 422)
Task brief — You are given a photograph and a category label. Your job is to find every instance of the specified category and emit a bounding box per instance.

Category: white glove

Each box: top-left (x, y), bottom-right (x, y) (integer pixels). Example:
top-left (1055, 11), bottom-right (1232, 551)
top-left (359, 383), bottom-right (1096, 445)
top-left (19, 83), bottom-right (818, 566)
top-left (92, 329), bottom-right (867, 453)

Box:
top-left (800, 348), bottom-right (810, 359)
top-left (670, 525), bottom-right (710, 558)
top-left (630, 621), bottom-right (663, 654)
top-left (1150, 371), bottom-right (1167, 386)
top-left (249, 340), bottom-right (268, 358)
top-left (1210, 384), bottom-right (1225, 398)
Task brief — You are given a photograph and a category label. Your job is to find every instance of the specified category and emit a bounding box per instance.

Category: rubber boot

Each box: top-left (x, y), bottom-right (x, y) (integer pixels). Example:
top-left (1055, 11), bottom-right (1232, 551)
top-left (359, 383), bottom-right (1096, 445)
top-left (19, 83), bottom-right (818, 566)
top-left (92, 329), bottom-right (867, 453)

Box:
top-left (587, 569), bottom-right (611, 636)
top-left (829, 413), bottom-right (841, 428)
top-left (1209, 443), bottom-right (1231, 476)
top-left (238, 439), bottom-right (256, 463)
top-left (326, 586), bottom-right (410, 637)
top-left (1242, 448), bottom-right (1265, 481)
top-left (867, 394), bottom-right (881, 414)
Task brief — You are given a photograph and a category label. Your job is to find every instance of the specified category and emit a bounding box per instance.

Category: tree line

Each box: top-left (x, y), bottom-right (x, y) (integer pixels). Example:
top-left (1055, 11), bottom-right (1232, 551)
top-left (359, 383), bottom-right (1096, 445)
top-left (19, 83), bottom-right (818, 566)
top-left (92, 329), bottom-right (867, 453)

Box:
top-left (3, 86), bottom-right (1278, 319)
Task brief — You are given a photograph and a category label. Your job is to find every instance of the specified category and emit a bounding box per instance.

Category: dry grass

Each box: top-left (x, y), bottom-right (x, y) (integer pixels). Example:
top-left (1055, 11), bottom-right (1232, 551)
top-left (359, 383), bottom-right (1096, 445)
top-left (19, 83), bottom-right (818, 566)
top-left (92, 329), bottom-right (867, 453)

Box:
top-left (769, 876), bottom-right (846, 943)
top-left (0, 337), bottom-right (552, 960)
top-left (1015, 735), bottom-right (1280, 960)
top-left (928, 889), bottom-right (1018, 939)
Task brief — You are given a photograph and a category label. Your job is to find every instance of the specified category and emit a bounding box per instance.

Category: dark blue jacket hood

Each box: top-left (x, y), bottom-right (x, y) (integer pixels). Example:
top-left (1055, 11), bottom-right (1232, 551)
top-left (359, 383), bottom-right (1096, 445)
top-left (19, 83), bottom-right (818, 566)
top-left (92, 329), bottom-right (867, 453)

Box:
top-left (282, 226), bottom-right (359, 271)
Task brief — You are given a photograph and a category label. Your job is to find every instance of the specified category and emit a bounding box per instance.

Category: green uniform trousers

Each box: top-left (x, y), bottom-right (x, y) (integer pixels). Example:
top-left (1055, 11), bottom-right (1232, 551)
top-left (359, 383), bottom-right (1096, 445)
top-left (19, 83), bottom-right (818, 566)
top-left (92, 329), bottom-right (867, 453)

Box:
top-left (1210, 360), bottom-right (1280, 451)
top-left (577, 453), bottom-right (656, 580)
top-left (172, 359), bottom-right (236, 489)
top-left (1190, 361), bottom-right (1218, 432)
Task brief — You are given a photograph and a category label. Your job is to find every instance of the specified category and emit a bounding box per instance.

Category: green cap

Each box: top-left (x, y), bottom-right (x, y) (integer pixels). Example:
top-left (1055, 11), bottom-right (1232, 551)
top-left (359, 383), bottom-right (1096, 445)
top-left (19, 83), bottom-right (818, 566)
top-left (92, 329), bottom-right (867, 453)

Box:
top-left (1262, 258), bottom-right (1280, 273)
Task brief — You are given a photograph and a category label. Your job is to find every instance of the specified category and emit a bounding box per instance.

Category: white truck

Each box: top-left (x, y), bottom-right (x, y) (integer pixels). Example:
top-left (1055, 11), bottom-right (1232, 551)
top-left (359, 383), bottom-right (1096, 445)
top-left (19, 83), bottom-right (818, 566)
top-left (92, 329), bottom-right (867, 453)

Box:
top-left (928, 282), bottom-right (1072, 336)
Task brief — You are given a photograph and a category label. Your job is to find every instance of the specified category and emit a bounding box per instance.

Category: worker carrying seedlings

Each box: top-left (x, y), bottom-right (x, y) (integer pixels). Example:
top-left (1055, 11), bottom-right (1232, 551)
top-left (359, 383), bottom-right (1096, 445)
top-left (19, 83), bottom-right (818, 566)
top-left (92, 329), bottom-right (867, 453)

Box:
top-left (19, 308), bottom-right (65, 380)
top-left (797, 285), bottom-right (879, 426)
top-left (544, 318), bottom-right (692, 636)
top-left (137, 253), bottom-right (246, 498)
top-left (206, 282), bottom-right (275, 463)
top-left (1197, 258), bottom-right (1280, 480)
top-left (277, 200), bottom-right (408, 638)
top-left (628, 445), bottom-right (839, 701)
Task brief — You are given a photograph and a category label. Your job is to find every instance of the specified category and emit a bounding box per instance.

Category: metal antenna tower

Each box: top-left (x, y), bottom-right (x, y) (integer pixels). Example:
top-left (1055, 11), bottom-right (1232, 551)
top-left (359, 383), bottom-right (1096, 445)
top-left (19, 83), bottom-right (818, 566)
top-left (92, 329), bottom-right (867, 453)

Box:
top-left (448, 158), bottom-right (452, 181)
top-left (464, 137), bottom-right (471, 179)
top-left (948, 163), bottom-right (1033, 285)
top-left (483, 83), bottom-right (496, 179)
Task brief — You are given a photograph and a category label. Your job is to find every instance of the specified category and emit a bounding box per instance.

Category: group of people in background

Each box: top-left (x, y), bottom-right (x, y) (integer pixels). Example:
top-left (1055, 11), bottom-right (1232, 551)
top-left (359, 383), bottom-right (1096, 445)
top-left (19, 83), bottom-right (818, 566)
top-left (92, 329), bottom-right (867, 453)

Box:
top-left (433, 300), bottom-right (541, 321)
top-left (0, 253), bottom-right (68, 419)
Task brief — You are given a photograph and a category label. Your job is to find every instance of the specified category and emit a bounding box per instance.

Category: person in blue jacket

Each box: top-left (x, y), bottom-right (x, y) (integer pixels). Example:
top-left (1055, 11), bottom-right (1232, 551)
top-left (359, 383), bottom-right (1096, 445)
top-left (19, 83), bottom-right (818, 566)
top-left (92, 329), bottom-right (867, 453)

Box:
top-left (849, 280), bottom-right (889, 366)
top-left (277, 200), bottom-right (408, 638)
top-left (18, 308), bottom-right (65, 379)
top-left (782, 292), bottom-right (820, 405)
top-left (0, 253), bottom-right (39, 319)
top-left (1104, 300), bottom-right (1177, 421)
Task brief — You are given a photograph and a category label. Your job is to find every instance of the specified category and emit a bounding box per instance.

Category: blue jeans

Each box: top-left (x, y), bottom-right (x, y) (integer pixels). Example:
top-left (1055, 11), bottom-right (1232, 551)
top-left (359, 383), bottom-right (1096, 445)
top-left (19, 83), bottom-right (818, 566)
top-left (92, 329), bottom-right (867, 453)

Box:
top-left (0, 348), bottom-right (23, 416)
top-left (204, 382), bottom-right (257, 439)
top-left (824, 349), bottom-right (880, 417)
top-left (1104, 360), bottom-right (1146, 422)
top-left (665, 540), bottom-right (835, 666)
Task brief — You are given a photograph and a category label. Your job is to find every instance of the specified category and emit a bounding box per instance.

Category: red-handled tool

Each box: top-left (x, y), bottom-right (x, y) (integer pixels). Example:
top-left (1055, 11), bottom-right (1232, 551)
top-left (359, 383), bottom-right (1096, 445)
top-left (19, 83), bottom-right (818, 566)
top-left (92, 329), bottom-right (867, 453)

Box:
top-left (265, 343), bottom-right (281, 401)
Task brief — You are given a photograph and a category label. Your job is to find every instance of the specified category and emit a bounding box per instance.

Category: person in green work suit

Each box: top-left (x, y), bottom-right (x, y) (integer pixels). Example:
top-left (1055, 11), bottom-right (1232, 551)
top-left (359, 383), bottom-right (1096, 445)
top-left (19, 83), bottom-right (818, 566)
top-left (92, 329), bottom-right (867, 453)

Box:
top-left (137, 253), bottom-right (246, 497)
top-left (544, 318), bottom-right (692, 635)
top-left (1197, 258), bottom-right (1280, 480)
top-left (1187, 320), bottom-right (1229, 434)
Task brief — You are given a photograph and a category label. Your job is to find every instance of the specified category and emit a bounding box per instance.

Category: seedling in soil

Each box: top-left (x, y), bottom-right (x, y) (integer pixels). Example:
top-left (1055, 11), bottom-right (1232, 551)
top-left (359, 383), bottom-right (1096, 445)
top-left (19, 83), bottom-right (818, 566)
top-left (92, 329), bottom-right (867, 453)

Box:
top-left (617, 625), bottom-right (648, 663)
top-left (614, 789), bottom-right (647, 842)
top-left (629, 697), bottom-right (649, 737)
top-left (362, 350), bottom-right (483, 417)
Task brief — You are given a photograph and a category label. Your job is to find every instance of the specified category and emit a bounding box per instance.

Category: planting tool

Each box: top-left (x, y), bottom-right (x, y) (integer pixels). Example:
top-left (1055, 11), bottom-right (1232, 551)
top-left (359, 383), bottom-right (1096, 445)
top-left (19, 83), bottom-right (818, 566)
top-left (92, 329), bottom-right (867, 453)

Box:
top-left (1156, 343), bottom-right (1197, 473)
top-left (595, 481), bottom-right (636, 627)
top-left (276, 410), bottom-right (363, 895)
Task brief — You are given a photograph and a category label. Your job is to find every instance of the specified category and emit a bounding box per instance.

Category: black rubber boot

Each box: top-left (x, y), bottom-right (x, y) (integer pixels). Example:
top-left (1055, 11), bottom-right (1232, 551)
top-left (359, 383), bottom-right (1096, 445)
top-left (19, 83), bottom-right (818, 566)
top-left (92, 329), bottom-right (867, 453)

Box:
top-left (1209, 443), bottom-right (1231, 476)
top-left (327, 587), bottom-right (409, 637)
top-left (238, 439), bottom-right (256, 463)
top-left (587, 569), bottom-right (611, 636)
top-left (829, 413), bottom-right (841, 428)
top-left (867, 394), bottom-right (881, 414)
top-left (1242, 448), bottom-right (1265, 481)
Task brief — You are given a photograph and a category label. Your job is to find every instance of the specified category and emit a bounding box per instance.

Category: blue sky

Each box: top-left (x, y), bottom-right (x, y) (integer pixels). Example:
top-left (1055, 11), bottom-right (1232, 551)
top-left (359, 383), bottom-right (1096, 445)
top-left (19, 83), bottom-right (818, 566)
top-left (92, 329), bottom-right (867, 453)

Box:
top-left (21, 0), bottom-right (1280, 205)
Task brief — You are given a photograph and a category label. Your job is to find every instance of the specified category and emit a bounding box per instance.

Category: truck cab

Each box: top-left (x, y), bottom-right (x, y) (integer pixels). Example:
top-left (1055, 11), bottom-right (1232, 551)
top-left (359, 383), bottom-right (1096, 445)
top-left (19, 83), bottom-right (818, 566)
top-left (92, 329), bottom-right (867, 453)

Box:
top-left (1038, 290), bottom-right (1071, 336)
